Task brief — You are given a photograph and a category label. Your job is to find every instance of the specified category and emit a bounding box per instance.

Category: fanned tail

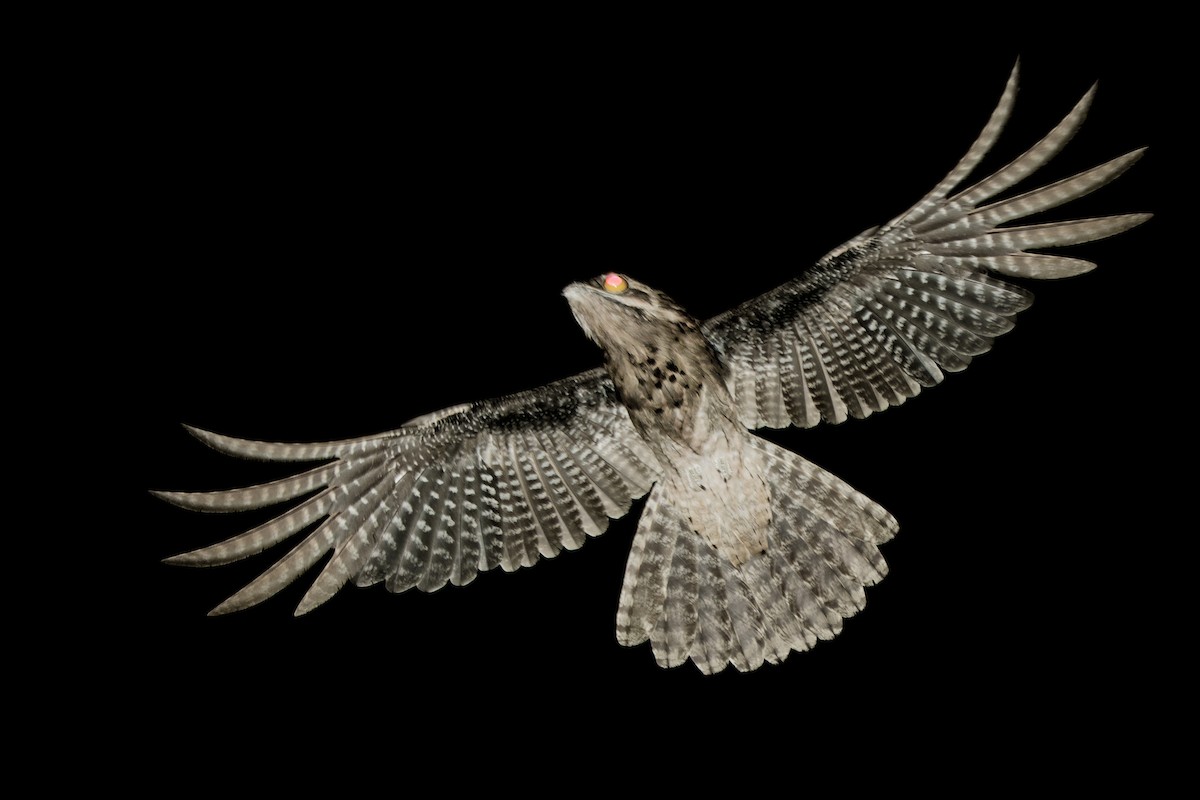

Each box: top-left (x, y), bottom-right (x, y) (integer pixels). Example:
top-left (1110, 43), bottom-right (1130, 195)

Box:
top-left (616, 435), bottom-right (896, 673)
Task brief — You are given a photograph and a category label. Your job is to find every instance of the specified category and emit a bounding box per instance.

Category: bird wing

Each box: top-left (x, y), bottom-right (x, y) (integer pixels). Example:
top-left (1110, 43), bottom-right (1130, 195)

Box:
top-left (703, 63), bottom-right (1149, 430)
top-left (156, 368), bottom-right (660, 615)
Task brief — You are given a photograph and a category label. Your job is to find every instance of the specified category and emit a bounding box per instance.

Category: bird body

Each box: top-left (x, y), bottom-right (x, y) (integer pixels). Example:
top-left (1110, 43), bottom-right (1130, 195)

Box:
top-left (156, 64), bottom-right (1149, 673)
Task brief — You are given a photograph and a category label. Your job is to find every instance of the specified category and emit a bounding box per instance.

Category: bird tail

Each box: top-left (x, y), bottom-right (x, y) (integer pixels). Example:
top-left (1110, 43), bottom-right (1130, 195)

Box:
top-left (615, 435), bottom-right (898, 673)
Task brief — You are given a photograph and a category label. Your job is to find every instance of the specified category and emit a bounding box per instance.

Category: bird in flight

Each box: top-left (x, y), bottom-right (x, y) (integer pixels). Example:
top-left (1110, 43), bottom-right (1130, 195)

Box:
top-left (156, 64), bottom-right (1148, 673)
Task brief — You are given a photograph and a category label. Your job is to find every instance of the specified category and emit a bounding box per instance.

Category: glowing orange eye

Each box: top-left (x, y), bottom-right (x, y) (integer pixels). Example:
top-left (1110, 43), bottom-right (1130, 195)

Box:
top-left (603, 273), bottom-right (628, 293)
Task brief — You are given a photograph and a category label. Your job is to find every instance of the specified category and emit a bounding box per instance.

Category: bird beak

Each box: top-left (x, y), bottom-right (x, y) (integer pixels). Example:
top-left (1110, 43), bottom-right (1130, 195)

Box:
top-left (562, 282), bottom-right (594, 307)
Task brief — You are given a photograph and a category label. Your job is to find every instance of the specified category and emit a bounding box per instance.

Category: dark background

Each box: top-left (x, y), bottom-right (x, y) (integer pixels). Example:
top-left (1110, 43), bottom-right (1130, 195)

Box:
top-left (97, 18), bottom-right (1180, 774)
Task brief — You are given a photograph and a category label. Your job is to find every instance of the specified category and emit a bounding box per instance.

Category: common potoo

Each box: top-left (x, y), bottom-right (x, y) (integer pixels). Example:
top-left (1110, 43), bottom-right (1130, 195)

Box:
top-left (156, 64), bottom-right (1149, 673)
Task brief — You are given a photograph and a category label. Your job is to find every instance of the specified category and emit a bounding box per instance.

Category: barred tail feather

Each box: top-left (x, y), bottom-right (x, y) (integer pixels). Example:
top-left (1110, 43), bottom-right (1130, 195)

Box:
top-left (616, 435), bottom-right (896, 673)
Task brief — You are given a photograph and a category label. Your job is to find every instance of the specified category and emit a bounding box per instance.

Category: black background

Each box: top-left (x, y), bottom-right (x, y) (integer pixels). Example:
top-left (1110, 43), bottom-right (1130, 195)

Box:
top-left (96, 16), bottom-right (1182, 777)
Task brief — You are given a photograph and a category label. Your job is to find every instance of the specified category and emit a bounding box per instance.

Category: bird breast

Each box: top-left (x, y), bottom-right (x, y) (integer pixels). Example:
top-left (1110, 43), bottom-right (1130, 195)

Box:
top-left (606, 330), bottom-right (739, 455)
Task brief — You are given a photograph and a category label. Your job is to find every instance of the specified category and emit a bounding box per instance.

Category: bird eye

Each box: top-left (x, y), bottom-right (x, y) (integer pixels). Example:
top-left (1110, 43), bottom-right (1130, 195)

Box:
top-left (603, 273), bottom-right (628, 293)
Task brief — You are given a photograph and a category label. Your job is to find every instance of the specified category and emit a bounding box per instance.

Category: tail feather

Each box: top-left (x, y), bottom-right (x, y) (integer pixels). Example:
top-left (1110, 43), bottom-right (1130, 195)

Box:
top-left (617, 435), bottom-right (896, 673)
top-left (650, 529), bottom-right (700, 668)
top-left (692, 543), bottom-right (737, 673)
top-left (716, 559), bottom-right (768, 671)
top-left (614, 487), bottom-right (672, 648)
top-left (741, 556), bottom-right (805, 665)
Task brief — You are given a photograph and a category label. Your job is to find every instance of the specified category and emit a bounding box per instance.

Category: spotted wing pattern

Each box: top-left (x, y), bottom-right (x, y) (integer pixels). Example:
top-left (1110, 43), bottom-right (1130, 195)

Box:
top-left (704, 64), bottom-right (1149, 430)
top-left (157, 368), bottom-right (660, 615)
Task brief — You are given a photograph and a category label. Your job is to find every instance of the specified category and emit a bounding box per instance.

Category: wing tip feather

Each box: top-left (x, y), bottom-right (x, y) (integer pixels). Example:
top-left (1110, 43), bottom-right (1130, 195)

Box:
top-left (150, 488), bottom-right (186, 508)
top-left (181, 423), bottom-right (245, 457)
top-left (149, 487), bottom-right (230, 513)
top-left (161, 552), bottom-right (196, 567)
top-left (207, 601), bottom-right (234, 617)
top-left (164, 547), bottom-right (233, 568)
top-left (208, 589), bottom-right (259, 616)
top-left (293, 596), bottom-right (320, 617)
top-left (182, 423), bottom-right (219, 447)
top-left (1125, 211), bottom-right (1153, 228)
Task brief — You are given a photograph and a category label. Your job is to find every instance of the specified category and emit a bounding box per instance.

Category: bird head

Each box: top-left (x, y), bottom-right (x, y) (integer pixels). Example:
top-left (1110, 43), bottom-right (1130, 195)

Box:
top-left (562, 273), bottom-right (695, 354)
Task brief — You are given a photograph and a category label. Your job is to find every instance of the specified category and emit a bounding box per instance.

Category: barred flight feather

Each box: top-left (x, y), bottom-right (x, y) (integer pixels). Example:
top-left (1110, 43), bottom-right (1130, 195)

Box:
top-left (704, 61), bottom-right (1148, 430)
top-left (161, 370), bottom-right (661, 615)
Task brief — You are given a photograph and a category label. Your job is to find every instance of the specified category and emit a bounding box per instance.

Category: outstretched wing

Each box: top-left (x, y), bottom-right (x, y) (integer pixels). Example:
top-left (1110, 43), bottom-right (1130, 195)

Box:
top-left (704, 63), bottom-right (1149, 430)
top-left (156, 368), bottom-right (660, 615)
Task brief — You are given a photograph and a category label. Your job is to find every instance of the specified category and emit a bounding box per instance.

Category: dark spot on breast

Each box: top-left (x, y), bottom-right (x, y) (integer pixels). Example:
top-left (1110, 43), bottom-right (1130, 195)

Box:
top-left (669, 374), bottom-right (676, 383)
top-left (672, 399), bottom-right (682, 408)
top-left (666, 360), bottom-right (679, 372)
top-left (646, 357), bottom-right (656, 366)
top-left (654, 380), bottom-right (662, 389)
top-left (652, 367), bottom-right (664, 379)
top-left (648, 345), bottom-right (658, 354)
top-left (654, 407), bottom-right (664, 415)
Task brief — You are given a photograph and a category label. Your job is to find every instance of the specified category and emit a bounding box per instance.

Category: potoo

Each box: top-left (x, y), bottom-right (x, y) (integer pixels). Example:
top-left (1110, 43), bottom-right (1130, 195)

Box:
top-left (156, 65), bottom-right (1148, 673)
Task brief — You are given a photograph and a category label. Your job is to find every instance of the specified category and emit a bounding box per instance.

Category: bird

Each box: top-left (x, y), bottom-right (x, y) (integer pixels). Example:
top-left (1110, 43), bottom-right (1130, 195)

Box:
top-left (155, 63), bottom-right (1149, 673)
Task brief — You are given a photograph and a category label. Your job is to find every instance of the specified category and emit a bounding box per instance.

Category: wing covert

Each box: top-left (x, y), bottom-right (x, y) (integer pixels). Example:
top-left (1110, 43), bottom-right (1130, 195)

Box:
top-left (704, 63), bottom-right (1149, 430)
top-left (156, 368), bottom-right (661, 615)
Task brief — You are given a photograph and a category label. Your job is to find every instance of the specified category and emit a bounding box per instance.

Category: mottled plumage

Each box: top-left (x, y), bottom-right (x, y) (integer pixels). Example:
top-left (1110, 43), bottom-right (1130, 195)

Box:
top-left (156, 64), bottom-right (1149, 673)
